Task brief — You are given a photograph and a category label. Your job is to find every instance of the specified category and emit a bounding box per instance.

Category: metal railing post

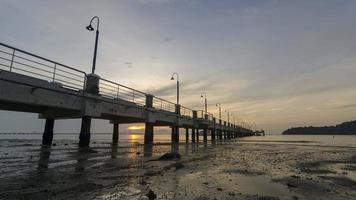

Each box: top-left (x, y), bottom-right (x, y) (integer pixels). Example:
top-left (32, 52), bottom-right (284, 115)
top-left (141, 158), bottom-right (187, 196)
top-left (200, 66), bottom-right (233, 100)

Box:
top-left (9, 49), bottom-right (15, 72)
top-left (52, 63), bottom-right (57, 81)
top-left (132, 91), bottom-right (135, 102)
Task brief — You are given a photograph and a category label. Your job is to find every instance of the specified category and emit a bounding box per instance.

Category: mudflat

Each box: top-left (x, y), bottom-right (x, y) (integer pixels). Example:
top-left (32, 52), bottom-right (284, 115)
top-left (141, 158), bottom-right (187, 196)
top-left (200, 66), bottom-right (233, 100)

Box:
top-left (0, 137), bottom-right (356, 200)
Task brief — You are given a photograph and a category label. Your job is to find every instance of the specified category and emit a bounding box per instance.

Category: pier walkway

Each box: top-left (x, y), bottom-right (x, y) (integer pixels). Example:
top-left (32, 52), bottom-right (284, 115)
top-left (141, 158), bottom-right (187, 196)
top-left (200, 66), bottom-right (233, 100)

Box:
top-left (0, 42), bottom-right (256, 147)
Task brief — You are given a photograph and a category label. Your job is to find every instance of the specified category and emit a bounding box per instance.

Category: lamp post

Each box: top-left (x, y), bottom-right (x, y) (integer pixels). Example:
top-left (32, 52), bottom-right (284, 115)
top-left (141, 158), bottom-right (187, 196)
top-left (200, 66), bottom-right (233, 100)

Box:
top-left (86, 16), bottom-right (100, 74)
top-left (170, 73), bottom-right (179, 105)
top-left (216, 103), bottom-right (222, 120)
top-left (201, 92), bottom-right (207, 113)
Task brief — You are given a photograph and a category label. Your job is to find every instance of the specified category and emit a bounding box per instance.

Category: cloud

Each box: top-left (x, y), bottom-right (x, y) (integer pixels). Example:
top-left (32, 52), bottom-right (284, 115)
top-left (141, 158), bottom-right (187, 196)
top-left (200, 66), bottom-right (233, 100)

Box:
top-left (330, 104), bottom-right (356, 109)
top-left (136, 0), bottom-right (178, 5)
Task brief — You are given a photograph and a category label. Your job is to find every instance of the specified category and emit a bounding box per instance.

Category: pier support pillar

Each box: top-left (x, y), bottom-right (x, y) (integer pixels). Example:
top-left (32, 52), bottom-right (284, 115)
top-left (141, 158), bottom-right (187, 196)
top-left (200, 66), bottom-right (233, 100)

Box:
top-left (144, 94), bottom-right (154, 144)
top-left (185, 128), bottom-right (189, 143)
top-left (79, 74), bottom-right (98, 147)
top-left (212, 118), bottom-right (216, 141)
top-left (211, 129), bottom-right (216, 141)
top-left (203, 129), bottom-right (208, 143)
top-left (192, 128), bottom-right (196, 143)
top-left (227, 123), bottom-right (231, 139)
top-left (144, 123), bottom-right (154, 144)
top-left (171, 127), bottom-right (179, 144)
top-left (218, 119), bottom-right (222, 140)
top-left (42, 118), bottom-right (54, 146)
top-left (112, 122), bottom-right (119, 144)
top-left (79, 116), bottom-right (91, 147)
top-left (223, 121), bottom-right (227, 139)
top-left (196, 129), bottom-right (199, 143)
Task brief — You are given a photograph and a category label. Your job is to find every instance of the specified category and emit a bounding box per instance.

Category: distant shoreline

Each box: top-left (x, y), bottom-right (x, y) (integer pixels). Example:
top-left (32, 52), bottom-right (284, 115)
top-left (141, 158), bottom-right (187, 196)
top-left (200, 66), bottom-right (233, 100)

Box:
top-left (283, 133), bottom-right (356, 135)
top-left (282, 120), bottom-right (356, 135)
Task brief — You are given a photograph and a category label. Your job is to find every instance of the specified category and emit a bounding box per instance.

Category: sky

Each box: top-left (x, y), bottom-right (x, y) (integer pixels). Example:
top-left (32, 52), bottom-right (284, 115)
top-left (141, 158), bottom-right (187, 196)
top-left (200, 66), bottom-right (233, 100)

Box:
top-left (0, 0), bottom-right (356, 134)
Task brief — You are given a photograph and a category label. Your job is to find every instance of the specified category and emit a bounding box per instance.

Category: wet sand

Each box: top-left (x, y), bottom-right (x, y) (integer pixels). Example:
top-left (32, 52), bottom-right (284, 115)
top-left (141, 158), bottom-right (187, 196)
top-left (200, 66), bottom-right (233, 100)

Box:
top-left (1, 137), bottom-right (356, 200)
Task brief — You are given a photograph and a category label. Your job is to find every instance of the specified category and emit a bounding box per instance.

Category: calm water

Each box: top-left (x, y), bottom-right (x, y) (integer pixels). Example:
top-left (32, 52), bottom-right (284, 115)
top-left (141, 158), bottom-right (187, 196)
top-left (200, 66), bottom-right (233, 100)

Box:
top-left (1, 133), bottom-right (356, 199)
top-left (239, 134), bottom-right (356, 147)
top-left (1, 132), bottom-right (356, 147)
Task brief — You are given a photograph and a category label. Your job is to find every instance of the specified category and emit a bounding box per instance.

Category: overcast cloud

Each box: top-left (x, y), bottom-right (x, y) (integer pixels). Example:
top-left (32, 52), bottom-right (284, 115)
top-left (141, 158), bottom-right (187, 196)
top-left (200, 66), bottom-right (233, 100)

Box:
top-left (0, 0), bottom-right (356, 134)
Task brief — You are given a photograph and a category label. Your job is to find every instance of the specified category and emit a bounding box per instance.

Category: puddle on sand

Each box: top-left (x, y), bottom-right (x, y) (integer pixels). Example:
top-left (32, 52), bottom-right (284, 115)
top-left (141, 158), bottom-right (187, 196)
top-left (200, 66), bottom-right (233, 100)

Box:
top-left (330, 163), bottom-right (356, 181)
top-left (101, 186), bottom-right (143, 200)
top-left (178, 170), bottom-right (293, 199)
top-left (234, 173), bottom-right (291, 197)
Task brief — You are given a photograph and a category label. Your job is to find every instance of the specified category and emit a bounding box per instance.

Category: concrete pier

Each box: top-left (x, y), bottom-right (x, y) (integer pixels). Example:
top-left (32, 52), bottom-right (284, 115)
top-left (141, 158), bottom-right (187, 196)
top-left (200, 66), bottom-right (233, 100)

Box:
top-left (112, 122), bottom-right (119, 144)
top-left (42, 118), bottom-right (54, 146)
top-left (79, 116), bottom-right (91, 147)
top-left (0, 42), bottom-right (258, 147)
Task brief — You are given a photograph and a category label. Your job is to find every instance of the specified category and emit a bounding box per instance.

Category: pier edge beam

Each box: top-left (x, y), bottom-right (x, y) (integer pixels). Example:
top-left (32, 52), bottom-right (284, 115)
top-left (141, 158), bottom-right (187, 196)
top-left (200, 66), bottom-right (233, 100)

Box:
top-left (112, 122), bottom-right (119, 144)
top-left (42, 118), bottom-right (55, 146)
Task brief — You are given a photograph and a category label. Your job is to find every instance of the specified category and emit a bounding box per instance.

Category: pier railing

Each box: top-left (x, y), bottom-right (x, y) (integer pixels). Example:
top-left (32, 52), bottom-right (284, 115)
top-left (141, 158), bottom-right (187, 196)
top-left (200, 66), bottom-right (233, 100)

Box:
top-left (181, 106), bottom-right (193, 118)
top-left (152, 97), bottom-right (176, 113)
top-left (0, 42), bottom-right (86, 91)
top-left (197, 110), bottom-right (214, 120)
top-left (0, 42), bottom-right (220, 123)
top-left (98, 78), bottom-right (146, 106)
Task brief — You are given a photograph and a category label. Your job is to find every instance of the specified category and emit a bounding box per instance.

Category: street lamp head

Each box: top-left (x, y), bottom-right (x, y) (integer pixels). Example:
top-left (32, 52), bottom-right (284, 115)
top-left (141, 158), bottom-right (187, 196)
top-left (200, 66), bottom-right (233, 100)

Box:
top-left (171, 76), bottom-right (174, 80)
top-left (86, 24), bottom-right (94, 31)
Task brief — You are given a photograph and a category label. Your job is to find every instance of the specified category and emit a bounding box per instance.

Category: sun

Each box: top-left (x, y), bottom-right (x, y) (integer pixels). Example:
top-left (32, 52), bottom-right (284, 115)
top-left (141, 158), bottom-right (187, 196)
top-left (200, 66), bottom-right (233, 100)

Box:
top-left (128, 124), bottom-right (145, 130)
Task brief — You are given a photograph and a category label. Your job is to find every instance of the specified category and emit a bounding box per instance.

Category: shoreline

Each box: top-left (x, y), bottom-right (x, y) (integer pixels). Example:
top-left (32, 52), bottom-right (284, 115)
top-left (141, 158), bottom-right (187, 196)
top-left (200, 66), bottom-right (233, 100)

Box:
top-left (0, 136), bottom-right (356, 199)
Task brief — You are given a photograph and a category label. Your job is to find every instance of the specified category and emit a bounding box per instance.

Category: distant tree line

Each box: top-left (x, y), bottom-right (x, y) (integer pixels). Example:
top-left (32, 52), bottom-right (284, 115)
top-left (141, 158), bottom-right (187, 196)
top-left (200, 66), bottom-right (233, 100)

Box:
top-left (282, 120), bottom-right (356, 135)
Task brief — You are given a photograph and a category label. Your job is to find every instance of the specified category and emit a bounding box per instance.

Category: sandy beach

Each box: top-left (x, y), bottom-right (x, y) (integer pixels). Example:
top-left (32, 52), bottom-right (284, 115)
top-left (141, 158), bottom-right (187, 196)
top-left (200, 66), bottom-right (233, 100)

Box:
top-left (0, 135), bottom-right (355, 200)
